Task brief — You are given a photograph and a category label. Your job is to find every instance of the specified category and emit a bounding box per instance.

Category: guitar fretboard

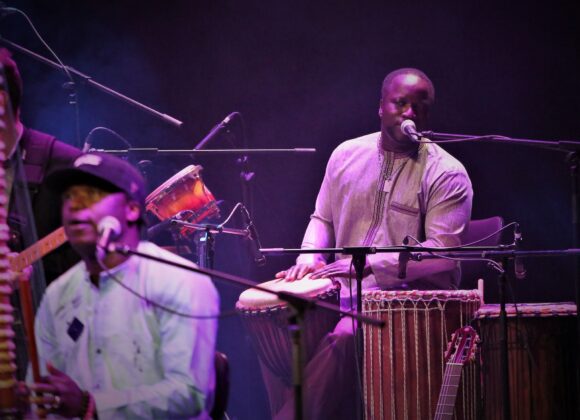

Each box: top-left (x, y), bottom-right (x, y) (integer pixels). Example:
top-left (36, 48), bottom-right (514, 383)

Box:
top-left (9, 227), bottom-right (67, 272)
top-left (434, 362), bottom-right (464, 419)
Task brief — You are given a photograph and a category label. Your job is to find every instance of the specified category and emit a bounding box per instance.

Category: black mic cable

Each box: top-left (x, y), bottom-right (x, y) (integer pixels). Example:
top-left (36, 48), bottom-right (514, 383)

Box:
top-left (240, 204), bottom-right (266, 266)
top-left (513, 223), bottom-right (526, 280)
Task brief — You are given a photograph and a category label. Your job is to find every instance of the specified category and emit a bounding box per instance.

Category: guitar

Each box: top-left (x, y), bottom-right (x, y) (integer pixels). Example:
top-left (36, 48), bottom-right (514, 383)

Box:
top-left (434, 325), bottom-right (479, 420)
top-left (9, 226), bottom-right (68, 272)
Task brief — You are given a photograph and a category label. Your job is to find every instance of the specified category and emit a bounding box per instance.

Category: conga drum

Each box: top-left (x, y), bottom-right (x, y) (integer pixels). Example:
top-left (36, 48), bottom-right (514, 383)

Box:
top-left (236, 278), bottom-right (340, 385)
top-left (146, 165), bottom-right (219, 224)
top-left (363, 289), bottom-right (481, 420)
top-left (475, 302), bottom-right (577, 420)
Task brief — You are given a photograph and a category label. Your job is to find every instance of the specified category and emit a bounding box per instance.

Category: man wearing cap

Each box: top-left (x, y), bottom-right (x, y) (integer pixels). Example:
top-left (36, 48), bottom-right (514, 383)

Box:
top-left (29, 153), bottom-right (219, 419)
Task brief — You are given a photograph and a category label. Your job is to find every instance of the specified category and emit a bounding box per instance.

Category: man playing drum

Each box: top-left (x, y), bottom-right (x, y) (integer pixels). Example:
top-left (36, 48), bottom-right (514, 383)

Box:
top-left (273, 68), bottom-right (473, 419)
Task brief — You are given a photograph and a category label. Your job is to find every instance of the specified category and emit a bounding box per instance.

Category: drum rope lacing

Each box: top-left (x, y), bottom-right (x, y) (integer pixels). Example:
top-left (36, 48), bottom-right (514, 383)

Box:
top-left (363, 291), bottom-right (481, 420)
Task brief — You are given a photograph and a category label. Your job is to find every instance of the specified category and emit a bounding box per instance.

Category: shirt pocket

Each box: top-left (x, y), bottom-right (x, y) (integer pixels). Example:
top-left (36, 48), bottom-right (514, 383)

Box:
top-left (390, 201), bottom-right (420, 216)
top-left (388, 201), bottom-right (422, 243)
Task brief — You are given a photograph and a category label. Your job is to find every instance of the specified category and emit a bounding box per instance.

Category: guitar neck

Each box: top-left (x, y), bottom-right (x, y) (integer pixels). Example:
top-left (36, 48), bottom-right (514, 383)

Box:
top-left (434, 362), bottom-right (464, 420)
top-left (10, 227), bottom-right (68, 272)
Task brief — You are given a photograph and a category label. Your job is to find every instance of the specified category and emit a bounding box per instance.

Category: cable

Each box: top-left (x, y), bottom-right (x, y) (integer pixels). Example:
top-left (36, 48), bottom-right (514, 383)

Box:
top-left (84, 126), bottom-right (132, 149)
top-left (404, 233), bottom-right (507, 274)
top-left (409, 222), bottom-right (518, 250)
top-left (96, 257), bottom-right (235, 320)
top-left (216, 202), bottom-right (244, 229)
top-left (3, 6), bottom-right (82, 146)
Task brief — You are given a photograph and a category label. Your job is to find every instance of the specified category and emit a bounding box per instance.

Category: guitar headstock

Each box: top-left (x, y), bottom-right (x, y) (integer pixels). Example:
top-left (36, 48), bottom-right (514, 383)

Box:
top-left (444, 325), bottom-right (479, 365)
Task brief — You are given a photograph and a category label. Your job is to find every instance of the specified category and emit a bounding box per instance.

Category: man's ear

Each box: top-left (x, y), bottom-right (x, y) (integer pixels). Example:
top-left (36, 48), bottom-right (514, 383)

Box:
top-left (378, 99), bottom-right (383, 117)
top-left (126, 201), bottom-right (141, 223)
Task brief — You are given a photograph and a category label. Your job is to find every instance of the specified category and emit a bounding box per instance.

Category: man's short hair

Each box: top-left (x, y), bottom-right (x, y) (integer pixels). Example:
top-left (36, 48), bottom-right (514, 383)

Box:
top-left (0, 48), bottom-right (22, 113)
top-left (381, 68), bottom-right (435, 103)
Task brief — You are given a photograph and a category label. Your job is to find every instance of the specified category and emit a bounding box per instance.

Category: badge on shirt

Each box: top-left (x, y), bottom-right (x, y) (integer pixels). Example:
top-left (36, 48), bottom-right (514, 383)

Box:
top-left (67, 317), bottom-right (84, 341)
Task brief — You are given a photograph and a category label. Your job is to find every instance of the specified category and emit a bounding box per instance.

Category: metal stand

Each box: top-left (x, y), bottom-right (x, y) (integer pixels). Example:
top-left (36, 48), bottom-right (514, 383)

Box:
top-left (284, 300), bottom-right (309, 420)
top-left (498, 258), bottom-right (511, 420)
top-left (289, 312), bottom-right (304, 420)
top-left (567, 152), bottom-right (580, 416)
top-left (107, 243), bottom-right (384, 420)
top-left (0, 37), bottom-right (183, 129)
top-left (413, 247), bottom-right (580, 420)
top-left (343, 247), bottom-right (371, 420)
top-left (425, 129), bottom-right (580, 417)
top-left (195, 227), bottom-right (216, 269)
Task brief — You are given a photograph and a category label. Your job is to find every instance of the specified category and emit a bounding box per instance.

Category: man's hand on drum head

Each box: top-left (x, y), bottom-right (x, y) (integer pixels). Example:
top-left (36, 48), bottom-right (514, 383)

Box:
top-left (310, 258), bottom-right (372, 279)
top-left (275, 262), bottom-right (325, 281)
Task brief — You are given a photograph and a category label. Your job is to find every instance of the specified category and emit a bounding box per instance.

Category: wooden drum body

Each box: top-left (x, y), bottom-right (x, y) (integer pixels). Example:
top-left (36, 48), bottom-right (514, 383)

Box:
top-left (236, 278), bottom-right (340, 386)
top-left (475, 302), bottom-right (578, 420)
top-left (146, 164), bottom-right (219, 223)
top-left (363, 289), bottom-right (481, 420)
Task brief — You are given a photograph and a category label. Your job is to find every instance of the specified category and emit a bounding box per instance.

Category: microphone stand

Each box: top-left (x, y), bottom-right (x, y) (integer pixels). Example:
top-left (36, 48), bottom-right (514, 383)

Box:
top-left (106, 243), bottom-right (384, 420)
top-left (421, 129), bottom-right (580, 416)
top-left (88, 147), bottom-right (316, 157)
top-left (412, 247), bottom-right (580, 420)
top-left (346, 247), bottom-right (368, 420)
top-left (170, 220), bottom-right (248, 269)
top-left (0, 37), bottom-right (183, 128)
top-left (260, 243), bottom-right (508, 419)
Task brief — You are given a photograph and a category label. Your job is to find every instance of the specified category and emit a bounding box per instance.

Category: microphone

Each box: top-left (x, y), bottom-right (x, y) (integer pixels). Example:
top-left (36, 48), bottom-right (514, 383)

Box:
top-left (400, 119), bottom-right (421, 143)
top-left (194, 112), bottom-right (239, 150)
top-left (240, 204), bottom-right (266, 266)
top-left (398, 251), bottom-right (410, 279)
top-left (81, 133), bottom-right (93, 153)
top-left (513, 223), bottom-right (526, 280)
top-left (398, 235), bottom-right (413, 279)
top-left (96, 216), bottom-right (122, 259)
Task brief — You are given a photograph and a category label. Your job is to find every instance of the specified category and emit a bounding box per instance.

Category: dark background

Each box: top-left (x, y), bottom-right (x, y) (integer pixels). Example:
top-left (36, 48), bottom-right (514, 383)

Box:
top-left (3, 1), bottom-right (579, 418)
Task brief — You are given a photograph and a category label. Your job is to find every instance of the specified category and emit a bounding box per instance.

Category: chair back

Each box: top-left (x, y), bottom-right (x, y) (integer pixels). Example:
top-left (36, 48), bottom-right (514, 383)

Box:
top-left (211, 351), bottom-right (230, 420)
top-left (460, 216), bottom-right (504, 288)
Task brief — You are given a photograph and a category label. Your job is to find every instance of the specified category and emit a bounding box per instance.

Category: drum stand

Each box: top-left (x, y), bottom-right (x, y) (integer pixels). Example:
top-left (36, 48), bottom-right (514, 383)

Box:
top-left (172, 221), bottom-right (249, 269)
top-left (497, 258), bottom-right (511, 420)
top-left (344, 247), bottom-right (372, 420)
top-left (282, 294), bottom-right (310, 420)
top-left (194, 228), bottom-right (216, 269)
top-left (262, 245), bottom-right (419, 419)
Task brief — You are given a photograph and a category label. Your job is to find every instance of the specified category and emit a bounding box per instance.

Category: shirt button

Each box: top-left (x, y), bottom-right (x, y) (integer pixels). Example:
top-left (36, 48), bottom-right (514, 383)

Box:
top-left (96, 348), bottom-right (102, 354)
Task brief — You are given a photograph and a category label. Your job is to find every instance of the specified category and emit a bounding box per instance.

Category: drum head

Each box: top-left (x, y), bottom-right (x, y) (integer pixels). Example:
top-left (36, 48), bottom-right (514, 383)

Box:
top-left (238, 277), bottom-right (335, 309)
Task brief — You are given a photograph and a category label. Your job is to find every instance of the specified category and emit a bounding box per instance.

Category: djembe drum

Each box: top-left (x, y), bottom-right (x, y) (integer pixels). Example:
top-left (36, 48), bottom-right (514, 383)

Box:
top-left (236, 277), bottom-right (340, 385)
top-left (475, 302), bottom-right (577, 420)
top-left (363, 289), bottom-right (481, 420)
top-left (146, 164), bottom-right (219, 224)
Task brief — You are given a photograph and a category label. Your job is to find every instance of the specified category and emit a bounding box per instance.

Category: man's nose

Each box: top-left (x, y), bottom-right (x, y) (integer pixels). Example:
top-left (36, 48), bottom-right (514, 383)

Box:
top-left (401, 105), bottom-right (416, 119)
